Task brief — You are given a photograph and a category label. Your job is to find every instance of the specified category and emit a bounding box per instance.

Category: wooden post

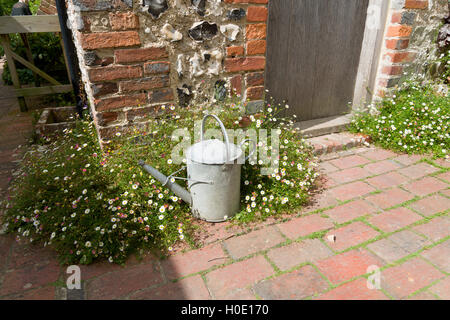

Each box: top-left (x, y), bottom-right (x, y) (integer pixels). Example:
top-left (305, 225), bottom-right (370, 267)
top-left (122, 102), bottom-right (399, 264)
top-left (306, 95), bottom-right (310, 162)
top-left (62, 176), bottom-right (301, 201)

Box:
top-left (0, 34), bottom-right (28, 112)
top-left (20, 33), bottom-right (40, 87)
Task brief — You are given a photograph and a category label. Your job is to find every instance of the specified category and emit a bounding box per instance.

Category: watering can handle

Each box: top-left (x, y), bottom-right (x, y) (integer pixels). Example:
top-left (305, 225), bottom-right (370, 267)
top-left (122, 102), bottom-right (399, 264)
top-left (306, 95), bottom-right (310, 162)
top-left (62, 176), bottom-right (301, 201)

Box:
top-left (240, 139), bottom-right (257, 162)
top-left (201, 114), bottom-right (230, 162)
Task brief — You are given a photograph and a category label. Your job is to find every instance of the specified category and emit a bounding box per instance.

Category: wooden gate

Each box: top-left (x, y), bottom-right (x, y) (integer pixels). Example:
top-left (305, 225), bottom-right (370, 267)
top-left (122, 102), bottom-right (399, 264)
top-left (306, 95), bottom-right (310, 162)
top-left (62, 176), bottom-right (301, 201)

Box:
top-left (266, 0), bottom-right (370, 121)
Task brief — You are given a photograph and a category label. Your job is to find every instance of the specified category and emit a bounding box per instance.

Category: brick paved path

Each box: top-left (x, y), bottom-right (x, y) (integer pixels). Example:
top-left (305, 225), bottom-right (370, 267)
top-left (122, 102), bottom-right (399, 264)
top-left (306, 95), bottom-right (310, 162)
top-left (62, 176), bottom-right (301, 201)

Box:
top-left (0, 87), bottom-right (448, 300)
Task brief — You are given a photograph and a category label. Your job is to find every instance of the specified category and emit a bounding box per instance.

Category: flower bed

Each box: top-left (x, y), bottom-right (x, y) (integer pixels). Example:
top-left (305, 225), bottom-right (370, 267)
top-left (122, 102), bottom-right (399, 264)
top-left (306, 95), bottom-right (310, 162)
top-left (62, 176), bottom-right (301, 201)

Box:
top-left (1, 101), bottom-right (319, 265)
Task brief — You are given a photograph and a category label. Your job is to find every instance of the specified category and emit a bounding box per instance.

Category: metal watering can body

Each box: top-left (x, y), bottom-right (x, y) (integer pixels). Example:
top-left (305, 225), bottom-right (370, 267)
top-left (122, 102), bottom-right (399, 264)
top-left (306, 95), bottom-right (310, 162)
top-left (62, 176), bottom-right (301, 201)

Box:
top-left (139, 114), bottom-right (255, 223)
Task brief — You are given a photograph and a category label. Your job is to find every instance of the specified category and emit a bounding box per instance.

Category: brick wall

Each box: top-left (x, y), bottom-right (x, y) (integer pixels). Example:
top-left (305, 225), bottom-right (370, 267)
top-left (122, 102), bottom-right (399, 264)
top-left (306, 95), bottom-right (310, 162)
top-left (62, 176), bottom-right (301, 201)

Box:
top-left (374, 0), bottom-right (448, 98)
top-left (37, 0), bottom-right (57, 15)
top-left (65, 0), bottom-right (447, 141)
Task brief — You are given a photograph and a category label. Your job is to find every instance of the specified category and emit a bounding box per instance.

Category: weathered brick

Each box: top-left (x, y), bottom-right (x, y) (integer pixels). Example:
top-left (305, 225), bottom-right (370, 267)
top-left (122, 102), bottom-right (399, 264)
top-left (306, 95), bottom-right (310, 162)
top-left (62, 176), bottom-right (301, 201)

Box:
top-left (386, 38), bottom-right (410, 50)
top-left (413, 217), bottom-right (450, 241)
top-left (409, 195), bottom-right (450, 216)
top-left (393, 154), bottom-right (423, 166)
top-left (366, 188), bottom-right (415, 209)
top-left (329, 181), bottom-right (376, 201)
top-left (115, 47), bottom-right (168, 63)
top-left (205, 255), bottom-right (273, 299)
top-left (81, 31), bottom-right (140, 50)
top-left (161, 243), bottom-right (226, 280)
top-left (316, 249), bottom-right (383, 285)
top-left (246, 86), bottom-right (264, 100)
top-left (316, 278), bottom-right (388, 300)
top-left (230, 74), bottom-right (242, 96)
top-left (225, 0), bottom-right (268, 4)
top-left (97, 111), bottom-right (120, 126)
top-left (381, 257), bottom-right (443, 299)
top-left (96, 93), bottom-right (147, 112)
top-left (254, 265), bottom-right (329, 300)
top-left (91, 82), bottom-right (118, 98)
top-left (89, 65), bottom-right (142, 82)
top-left (245, 23), bottom-right (267, 40)
top-left (127, 106), bottom-right (160, 122)
top-left (403, 177), bottom-right (448, 196)
top-left (421, 240), bottom-right (450, 273)
top-left (384, 51), bottom-right (416, 63)
top-left (324, 222), bottom-right (379, 252)
top-left (109, 12), bottom-right (139, 31)
top-left (329, 155), bottom-right (370, 169)
top-left (364, 160), bottom-right (402, 175)
top-left (119, 75), bottom-right (170, 92)
top-left (86, 262), bottom-right (164, 299)
top-left (144, 61), bottom-right (170, 74)
top-left (366, 172), bottom-right (409, 189)
top-left (226, 46), bottom-right (244, 57)
top-left (404, 0), bottom-right (428, 9)
top-left (148, 88), bottom-right (174, 104)
top-left (247, 6), bottom-right (268, 22)
top-left (367, 238), bottom-right (411, 264)
top-left (224, 226), bottom-right (284, 260)
top-left (429, 277), bottom-right (450, 300)
top-left (129, 275), bottom-right (210, 300)
top-left (369, 207), bottom-right (422, 233)
top-left (246, 72), bottom-right (264, 87)
top-left (247, 39), bottom-right (266, 55)
top-left (327, 167), bottom-right (372, 184)
top-left (277, 214), bottom-right (334, 240)
top-left (267, 239), bottom-right (333, 271)
top-left (325, 200), bottom-right (377, 224)
top-left (388, 230), bottom-right (431, 254)
top-left (225, 57), bottom-right (265, 72)
top-left (10, 286), bottom-right (56, 300)
top-left (386, 25), bottom-right (413, 37)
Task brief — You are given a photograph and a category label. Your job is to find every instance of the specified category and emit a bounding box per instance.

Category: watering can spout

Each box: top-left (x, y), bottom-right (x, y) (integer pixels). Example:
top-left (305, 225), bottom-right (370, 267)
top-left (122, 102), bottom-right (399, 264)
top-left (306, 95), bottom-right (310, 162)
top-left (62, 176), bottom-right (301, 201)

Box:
top-left (138, 160), bottom-right (192, 206)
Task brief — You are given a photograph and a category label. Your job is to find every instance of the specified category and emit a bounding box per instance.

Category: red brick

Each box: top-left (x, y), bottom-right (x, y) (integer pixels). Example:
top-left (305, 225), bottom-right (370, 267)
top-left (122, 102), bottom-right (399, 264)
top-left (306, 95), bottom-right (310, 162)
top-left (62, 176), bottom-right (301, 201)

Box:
top-left (86, 262), bottom-right (164, 299)
top-left (325, 200), bottom-right (377, 224)
top-left (393, 154), bottom-right (423, 166)
top-left (436, 171), bottom-right (450, 182)
top-left (433, 158), bottom-right (450, 168)
top-left (225, 0), bottom-right (268, 3)
top-left (328, 167), bottom-right (372, 184)
top-left (369, 207), bottom-right (422, 232)
top-left (429, 277), bottom-right (450, 300)
top-left (403, 176), bottom-right (448, 196)
top-left (329, 155), bottom-right (370, 169)
top-left (144, 61), bottom-right (170, 74)
top-left (225, 57), bottom-right (265, 72)
top-left (95, 93), bottom-right (147, 112)
top-left (329, 181), bottom-right (376, 202)
top-left (246, 86), bottom-right (264, 100)
top-left (97, 111), bottom-right (119, 126)
top-left (205, 255), bottom-right (273, 299)
top-left (386, 25), bottom-right (413, 37)
top-left (267, 239), bottom-right (333, 271)
top-left (10, 286), bottom-right (56, 300)
top-left (226, 46), bottom-right (244, 57)
top-left (316, 249), bottom-right (383, 285)
top-left (385, 38), bottom-right (410, 50)
top-left (246, 72), bottom-right (264, 87)
top-left (148, 88), bottom-right (174, 103)
top-left (277, 214), bottom-right (334, 240)
top-left (81, 31), bottom-right (140, 50)
top-left (364, 160), bottom-right (402, 175)
top-left (115, 47), bottom-right (168, 63)
top-left (91, 82), bottom-right (118, 97)
top-left (384, 51), bottom-right (416, 63)
top-left (247, 39), bottom-right (266, 55)
top-left (366, 188), bottom-right (415, 209)
top-left (413, 217), bottom-right (450, 241)
top-left (316, 278), bottom-right (388, 300)
top-left (406, 291), bottom-right (438, 300)
top-left (129, 275), bottom-right (211, 300)
top-left (247, 6), bottom-right (268, 22)
top-left (224, 226), bottom-right (284, 260)
top-left (381, 257), bottom-right (443, 299)
top-left (229, 74), bottom-right (242, 96)
top-left (421, 240), bottom-right (450, 273)
top-left (89, 65), bottom-right (142, 82)
top-left (404, 0), bottom-right (428, 9)
top-left (246, 23), bottom-right (267, 40)
top-left (119, 75), bottom-right (169, 92)
top-left (253, 265), bottom-right (329, 299)
top-left (391, 12), bottom-right (402, 23)
top-left (324, 222), bottom-right (379, 252)
top-left (366, 172), bottom-right (409, 189)
top-left (409, 195), bottom-right (450, 216)
top-left (109, 12), bottom-right (139, 31)
top-left (161, 243), bottom-right (226, 280)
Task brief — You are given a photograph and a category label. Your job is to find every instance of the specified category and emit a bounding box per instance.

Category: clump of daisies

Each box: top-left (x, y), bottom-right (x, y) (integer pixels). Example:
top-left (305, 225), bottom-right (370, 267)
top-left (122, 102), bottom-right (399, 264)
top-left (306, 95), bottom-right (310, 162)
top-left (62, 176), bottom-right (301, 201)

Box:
top-left (1, 97), bottom-right (319, 265)
top-left (350, 83), bottom-right (449, 158)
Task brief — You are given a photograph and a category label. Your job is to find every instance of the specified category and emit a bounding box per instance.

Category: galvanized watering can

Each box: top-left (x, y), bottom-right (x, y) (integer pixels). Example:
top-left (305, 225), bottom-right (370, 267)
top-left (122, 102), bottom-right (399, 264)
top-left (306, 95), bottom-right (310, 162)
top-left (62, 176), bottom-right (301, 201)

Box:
top-left (139, 114), bottom-right (255, 222)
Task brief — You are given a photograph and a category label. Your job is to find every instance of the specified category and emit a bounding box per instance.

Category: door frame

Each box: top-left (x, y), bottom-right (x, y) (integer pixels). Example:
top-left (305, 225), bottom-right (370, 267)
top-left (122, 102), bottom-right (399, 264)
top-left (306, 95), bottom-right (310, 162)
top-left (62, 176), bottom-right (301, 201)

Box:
top-left (352, 0), bottom-right (390, 109)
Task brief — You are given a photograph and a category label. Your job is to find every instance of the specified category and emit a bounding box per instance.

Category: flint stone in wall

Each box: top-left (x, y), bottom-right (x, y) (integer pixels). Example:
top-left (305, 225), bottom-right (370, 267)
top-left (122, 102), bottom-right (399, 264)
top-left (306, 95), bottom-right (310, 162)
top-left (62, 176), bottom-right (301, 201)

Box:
top-left (188, 21), bottom-right (218, 41)
top-left (177, 84), bottom-right (193, 107)
top-left (227, 8), bottom-right (246, 21)
top-left (142, 0), bottom-right (169, 19)
top-left (192, 0), bottom-right (206, 16)
top-left (214, 80), bottom-right (227, 101)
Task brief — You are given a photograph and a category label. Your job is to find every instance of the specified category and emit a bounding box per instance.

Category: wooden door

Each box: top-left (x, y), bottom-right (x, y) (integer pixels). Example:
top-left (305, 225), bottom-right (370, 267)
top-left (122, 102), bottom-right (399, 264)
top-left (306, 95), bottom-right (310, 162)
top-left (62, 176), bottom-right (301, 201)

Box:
top-left (265, 0), bottom-right (370, 120)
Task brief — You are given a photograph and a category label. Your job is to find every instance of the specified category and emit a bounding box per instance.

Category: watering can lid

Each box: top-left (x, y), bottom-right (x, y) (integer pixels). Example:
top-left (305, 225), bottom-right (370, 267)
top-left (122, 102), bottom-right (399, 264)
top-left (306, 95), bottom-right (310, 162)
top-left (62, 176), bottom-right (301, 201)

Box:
top-left (187, 139), bottom-right (242, 164)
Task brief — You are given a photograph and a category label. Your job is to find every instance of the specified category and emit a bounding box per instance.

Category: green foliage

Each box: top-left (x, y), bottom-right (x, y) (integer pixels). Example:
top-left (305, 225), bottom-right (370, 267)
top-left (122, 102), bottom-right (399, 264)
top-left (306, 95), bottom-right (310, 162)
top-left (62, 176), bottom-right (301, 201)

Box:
top-left (1, 101), bottom-right (319, 265)
top-left (350, 84), bottom-right (450, 158)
